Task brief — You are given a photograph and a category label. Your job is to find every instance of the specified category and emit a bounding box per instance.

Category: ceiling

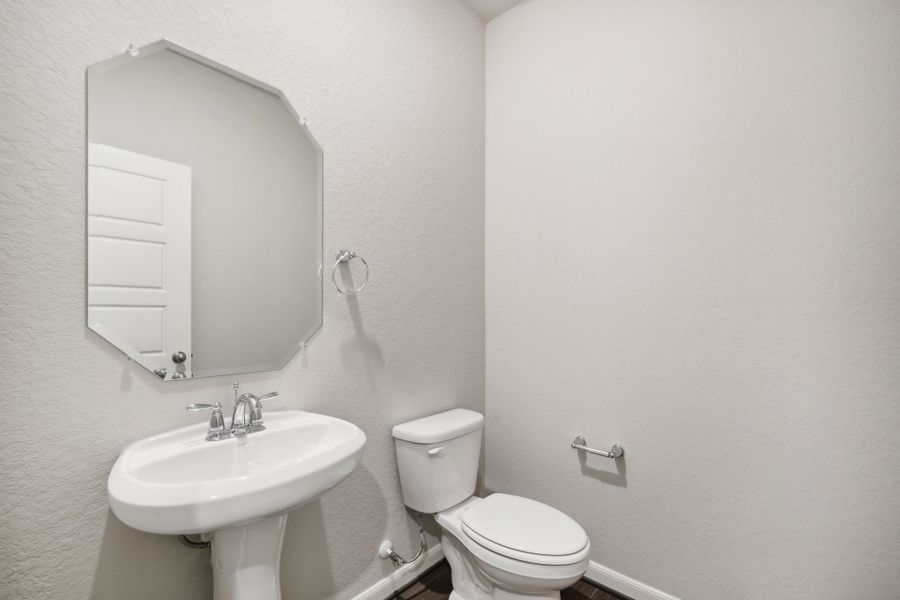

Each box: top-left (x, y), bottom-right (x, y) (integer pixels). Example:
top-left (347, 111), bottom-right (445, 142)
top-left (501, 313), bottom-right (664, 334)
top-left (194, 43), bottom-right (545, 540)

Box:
top-left (461, 0), bottom-right (525, 21)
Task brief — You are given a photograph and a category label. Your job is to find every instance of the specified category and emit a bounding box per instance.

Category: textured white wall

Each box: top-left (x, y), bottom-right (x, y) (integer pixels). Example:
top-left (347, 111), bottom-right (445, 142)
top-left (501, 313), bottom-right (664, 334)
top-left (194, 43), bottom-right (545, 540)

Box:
top-left (485, 1), bottom-right (900, 599)
top-left (0, 1), bottom-right (484, 599)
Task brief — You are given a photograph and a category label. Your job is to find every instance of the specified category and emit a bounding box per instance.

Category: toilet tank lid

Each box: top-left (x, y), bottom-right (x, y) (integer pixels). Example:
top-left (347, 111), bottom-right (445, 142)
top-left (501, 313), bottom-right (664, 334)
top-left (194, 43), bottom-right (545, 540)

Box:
top-left (392, 409), bottom-right (484, 444)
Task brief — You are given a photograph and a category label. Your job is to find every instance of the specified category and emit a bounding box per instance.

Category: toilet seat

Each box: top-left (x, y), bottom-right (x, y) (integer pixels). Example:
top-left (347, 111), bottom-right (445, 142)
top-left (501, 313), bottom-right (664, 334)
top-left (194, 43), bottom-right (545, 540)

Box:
top-left (460, 494), bottom-right (589, 566)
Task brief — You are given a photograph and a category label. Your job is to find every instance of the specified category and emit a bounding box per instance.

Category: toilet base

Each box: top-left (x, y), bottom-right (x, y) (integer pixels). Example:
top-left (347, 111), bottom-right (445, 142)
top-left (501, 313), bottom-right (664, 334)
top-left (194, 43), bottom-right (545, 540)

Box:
top-left (441, 526), bottom-right (563, 600)
top-left (448, 592), bottom-right (558, 600)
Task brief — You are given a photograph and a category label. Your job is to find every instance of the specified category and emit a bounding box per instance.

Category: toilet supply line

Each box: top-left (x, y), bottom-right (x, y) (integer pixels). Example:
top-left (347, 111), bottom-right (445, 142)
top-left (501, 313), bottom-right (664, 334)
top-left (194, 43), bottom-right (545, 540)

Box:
top-left (378, 513), bottom-right (427, 567)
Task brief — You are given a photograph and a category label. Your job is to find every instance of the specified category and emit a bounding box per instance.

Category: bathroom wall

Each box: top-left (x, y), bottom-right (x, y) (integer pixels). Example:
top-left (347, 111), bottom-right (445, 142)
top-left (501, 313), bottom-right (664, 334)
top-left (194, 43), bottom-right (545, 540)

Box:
top-left (0, 1), bottom-right (484, 599)
top-left (485, 1), bottom-right (900, 599)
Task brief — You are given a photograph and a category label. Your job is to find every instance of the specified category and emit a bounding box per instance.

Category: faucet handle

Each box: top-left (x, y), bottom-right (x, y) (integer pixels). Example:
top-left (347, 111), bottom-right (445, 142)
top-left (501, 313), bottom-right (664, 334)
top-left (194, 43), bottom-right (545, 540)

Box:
top-left (256, 391), bottom-right (279, 405)
top-left (187, 402), bottom-right (226, 436)
top-left (187, 402), bottom-right (222, 412)
top-left (253, 392), bottom-right (278, 424)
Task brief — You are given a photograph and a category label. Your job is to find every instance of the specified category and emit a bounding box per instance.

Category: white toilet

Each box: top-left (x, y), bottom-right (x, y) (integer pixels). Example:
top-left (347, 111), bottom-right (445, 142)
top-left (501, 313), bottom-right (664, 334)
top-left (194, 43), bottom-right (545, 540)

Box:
top-left (392, 409), bottom-right (590, 600)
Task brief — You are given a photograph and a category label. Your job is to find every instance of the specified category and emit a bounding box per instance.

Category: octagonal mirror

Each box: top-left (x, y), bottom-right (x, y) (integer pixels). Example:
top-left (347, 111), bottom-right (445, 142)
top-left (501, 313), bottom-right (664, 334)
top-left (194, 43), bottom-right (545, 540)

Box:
top-left (86, 40), bottom-right (322, 381)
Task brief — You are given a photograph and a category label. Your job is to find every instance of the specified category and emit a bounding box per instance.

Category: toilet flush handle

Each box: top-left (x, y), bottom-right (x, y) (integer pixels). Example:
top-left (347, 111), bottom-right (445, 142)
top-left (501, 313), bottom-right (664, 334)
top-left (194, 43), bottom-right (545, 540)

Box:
top-left (427, 446), bottom-right (445, 457)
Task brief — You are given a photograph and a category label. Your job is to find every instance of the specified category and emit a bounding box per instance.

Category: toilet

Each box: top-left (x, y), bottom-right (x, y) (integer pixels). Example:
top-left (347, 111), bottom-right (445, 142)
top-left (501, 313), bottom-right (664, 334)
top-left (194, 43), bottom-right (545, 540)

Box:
top-left (392, 409), bottom-right (590, 600)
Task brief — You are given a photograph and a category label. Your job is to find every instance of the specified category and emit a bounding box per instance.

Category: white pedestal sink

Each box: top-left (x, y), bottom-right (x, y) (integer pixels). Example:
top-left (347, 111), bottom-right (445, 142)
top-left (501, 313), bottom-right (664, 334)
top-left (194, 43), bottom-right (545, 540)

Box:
top-left (108, 411), bottom-right (366, 600)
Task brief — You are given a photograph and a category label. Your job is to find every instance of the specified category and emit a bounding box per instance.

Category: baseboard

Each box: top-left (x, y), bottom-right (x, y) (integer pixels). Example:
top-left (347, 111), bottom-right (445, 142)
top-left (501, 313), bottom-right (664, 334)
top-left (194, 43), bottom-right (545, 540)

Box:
top-left (350, 548), bottom-right (677, 600)
top-left (585, 561), bottom-right (681, 600)
top-left (351, 543), bottom-right (446, 600)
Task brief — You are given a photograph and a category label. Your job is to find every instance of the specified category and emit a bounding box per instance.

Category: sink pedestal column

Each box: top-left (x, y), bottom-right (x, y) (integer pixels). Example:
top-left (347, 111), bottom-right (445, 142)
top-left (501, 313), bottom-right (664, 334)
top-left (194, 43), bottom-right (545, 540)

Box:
top-left (210, 514), bottom-right (288, 600)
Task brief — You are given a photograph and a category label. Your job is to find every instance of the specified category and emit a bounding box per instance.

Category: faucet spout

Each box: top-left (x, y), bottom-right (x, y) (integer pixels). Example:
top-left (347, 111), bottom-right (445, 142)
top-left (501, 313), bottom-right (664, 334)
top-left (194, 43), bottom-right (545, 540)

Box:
top-left (231, 390), bottom-right (277, 431)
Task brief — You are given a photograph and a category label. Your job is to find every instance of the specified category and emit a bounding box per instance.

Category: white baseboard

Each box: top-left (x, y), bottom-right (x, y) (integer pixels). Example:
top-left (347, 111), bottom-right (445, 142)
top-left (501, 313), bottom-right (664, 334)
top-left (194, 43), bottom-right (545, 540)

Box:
top-left (351, 544), bottom-right (446, 600)
top-left (350, 548), bottom-right (678, 600)
top-left (585, 561), bottom-right (681, 600)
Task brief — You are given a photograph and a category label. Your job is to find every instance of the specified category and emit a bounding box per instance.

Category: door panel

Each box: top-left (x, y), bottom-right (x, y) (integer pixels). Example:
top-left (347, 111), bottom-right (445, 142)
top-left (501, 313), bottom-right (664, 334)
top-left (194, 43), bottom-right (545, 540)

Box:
top-left (88, 166), bottom-right (165, 223)
top-left (87, 307), bottom-right (165, 351)
top-left (88, 238), bottom-right (165, 287)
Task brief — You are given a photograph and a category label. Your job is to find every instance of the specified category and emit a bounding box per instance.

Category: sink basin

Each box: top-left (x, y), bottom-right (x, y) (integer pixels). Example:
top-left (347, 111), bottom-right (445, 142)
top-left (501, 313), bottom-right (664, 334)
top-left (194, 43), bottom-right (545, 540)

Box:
top-left (109, 410), bottom-right (366, 534)
top-left (108, 410), bottom-right (366, 600)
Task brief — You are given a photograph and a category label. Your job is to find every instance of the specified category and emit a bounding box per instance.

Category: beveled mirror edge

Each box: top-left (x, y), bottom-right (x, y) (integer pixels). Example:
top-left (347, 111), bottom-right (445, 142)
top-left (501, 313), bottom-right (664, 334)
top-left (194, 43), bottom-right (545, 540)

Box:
top-left (85, 39), bottom-right (325, 382)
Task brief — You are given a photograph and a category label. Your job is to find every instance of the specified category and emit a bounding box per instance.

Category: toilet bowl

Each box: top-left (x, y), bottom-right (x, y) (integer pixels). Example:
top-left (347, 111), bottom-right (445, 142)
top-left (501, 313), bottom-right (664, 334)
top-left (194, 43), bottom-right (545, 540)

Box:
top-left (437, 495), bottom-right (590, 600)
top-left (392, 409), bottom-right (590, 600)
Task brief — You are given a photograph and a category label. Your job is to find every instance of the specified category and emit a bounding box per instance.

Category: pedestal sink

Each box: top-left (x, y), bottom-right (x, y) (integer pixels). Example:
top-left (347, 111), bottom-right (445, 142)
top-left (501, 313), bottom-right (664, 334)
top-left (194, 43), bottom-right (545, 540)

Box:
top-left (108, 411), bottom-right (366, 600)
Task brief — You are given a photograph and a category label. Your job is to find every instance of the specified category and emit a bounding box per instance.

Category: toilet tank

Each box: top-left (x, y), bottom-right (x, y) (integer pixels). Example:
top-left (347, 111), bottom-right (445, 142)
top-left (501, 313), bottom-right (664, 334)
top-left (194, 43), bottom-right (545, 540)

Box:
top-left (392, 409), bottom-right (484, 514)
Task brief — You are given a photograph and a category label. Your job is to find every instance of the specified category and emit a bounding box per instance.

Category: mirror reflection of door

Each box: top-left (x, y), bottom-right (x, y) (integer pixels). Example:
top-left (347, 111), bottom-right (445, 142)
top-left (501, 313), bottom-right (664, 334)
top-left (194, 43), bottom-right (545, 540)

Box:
top-left (87, 143), bottom-right (192, 379)
top-left (86, 41), bottom-right (324, 381)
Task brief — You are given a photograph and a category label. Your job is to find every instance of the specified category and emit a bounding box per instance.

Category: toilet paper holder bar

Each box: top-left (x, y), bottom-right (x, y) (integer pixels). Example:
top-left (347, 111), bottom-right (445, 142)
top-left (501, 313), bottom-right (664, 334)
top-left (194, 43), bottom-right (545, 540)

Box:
top-left (571, 436), bottom-right (624, 459)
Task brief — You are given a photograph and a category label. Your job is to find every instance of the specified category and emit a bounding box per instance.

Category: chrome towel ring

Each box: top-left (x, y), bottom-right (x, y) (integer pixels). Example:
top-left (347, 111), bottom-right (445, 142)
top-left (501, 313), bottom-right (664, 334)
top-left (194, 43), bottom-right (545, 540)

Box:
top-left (332, 249), bottom-right (369, 296)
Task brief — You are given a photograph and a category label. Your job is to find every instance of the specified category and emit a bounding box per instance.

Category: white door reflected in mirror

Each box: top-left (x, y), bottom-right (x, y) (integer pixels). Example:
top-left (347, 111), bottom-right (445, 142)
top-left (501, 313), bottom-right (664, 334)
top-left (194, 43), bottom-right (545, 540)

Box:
top-left (88, 143), bottom-right (192, 378)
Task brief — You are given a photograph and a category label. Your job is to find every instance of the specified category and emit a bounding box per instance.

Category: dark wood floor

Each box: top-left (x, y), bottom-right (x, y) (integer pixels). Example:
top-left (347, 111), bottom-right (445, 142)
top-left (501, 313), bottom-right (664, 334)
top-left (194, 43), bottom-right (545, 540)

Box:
top-left (391, 561), bottom-right (629, 600)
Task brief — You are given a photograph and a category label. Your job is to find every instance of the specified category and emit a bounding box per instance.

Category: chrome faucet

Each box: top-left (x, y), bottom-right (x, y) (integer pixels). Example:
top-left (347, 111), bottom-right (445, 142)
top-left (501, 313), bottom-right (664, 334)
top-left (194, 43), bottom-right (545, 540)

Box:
top-left (186, 401), bottom-right (229, 441)
top-left (232, 391), bottom-right (279, 432)
top-left (186, 382), bottom-right (279, 441)
top-left (231, 381), bottom-right (279, 431)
